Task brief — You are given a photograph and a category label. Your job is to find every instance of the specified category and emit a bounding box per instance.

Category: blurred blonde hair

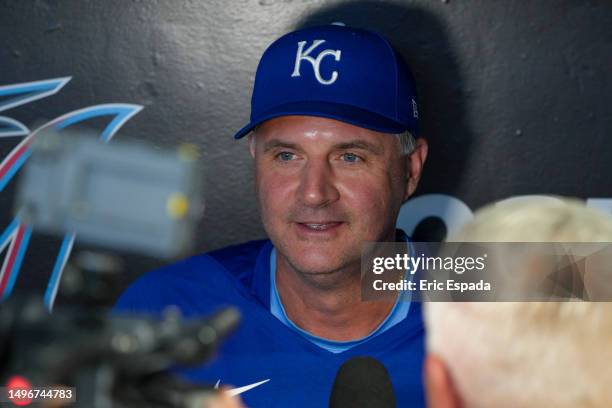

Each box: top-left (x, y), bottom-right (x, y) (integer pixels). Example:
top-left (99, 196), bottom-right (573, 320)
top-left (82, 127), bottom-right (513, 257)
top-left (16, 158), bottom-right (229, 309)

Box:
top-left (425, 198), bottom-right (612, 408)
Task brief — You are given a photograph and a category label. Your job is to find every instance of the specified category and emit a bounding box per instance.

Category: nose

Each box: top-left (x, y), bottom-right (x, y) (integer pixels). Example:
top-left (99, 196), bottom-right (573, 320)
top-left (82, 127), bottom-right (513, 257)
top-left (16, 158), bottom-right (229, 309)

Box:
top-left (297, 159), bottom-right (340, 208)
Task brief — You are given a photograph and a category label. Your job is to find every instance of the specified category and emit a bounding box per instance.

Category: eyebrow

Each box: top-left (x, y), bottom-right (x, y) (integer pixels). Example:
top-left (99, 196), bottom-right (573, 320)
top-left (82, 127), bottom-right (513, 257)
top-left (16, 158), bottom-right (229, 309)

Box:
top-left (262, 138), bottom-right (384, 155)
top-left (262, 139), bottom-right (300, 153)
top-left (332, 140), bottom-right (384, 155)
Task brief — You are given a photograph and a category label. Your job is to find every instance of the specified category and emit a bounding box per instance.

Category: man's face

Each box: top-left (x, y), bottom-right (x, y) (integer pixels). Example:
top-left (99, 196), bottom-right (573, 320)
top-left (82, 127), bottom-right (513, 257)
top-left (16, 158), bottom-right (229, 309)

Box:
top-left (250, 115), bottom-right (426, 278)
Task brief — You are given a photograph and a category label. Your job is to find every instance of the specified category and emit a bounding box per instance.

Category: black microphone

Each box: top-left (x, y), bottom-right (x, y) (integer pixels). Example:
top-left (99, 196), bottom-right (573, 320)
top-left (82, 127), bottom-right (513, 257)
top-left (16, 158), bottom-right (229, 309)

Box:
top-left (329, 356), bottom-right (396, 408)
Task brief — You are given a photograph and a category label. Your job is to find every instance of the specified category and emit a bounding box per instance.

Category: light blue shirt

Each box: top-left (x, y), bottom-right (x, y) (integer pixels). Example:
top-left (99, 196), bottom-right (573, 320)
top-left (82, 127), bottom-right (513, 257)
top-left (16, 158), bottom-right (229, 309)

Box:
top-left (270, 243), bottom-right (413, 353)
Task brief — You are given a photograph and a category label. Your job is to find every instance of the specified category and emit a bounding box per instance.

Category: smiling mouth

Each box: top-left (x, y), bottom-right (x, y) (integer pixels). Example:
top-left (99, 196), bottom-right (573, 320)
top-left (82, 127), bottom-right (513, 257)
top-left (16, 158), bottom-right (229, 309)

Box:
top-left (296, 222), bottom-right (343, 231)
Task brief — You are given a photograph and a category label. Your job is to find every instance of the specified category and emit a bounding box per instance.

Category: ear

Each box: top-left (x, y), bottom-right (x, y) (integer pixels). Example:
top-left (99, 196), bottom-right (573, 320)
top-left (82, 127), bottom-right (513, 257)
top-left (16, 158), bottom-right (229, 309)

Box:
top-left (403, 137), bottom-right (428, 201)
top-left (424, 354), bottom-right (463, 408)
top-left (247, 133), bottom-right (256, 158)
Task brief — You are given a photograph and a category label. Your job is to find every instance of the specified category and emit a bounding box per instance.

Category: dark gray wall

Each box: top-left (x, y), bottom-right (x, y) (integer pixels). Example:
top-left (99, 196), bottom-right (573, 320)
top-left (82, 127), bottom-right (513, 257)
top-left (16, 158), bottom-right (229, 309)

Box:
top-left (0, 0), bottom-right (610, 294)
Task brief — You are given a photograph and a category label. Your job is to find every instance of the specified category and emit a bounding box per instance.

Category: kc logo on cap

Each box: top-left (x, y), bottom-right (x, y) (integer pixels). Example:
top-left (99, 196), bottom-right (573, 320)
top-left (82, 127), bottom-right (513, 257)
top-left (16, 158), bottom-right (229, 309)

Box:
top-left (291, 40), bottom-right (342, 85)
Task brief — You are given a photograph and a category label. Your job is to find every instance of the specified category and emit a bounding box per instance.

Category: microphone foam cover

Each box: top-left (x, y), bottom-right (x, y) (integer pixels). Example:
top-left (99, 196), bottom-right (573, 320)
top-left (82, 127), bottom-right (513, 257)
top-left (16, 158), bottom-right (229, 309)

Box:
top-left (329, 356), bottom-right (396, 408)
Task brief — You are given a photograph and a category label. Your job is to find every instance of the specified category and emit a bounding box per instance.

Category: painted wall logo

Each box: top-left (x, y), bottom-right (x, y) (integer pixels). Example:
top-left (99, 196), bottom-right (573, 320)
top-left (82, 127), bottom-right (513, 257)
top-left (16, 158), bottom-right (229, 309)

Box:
top-left (0, 77), bottom-right (142, 310)
top-left (397, 194), bottom-right (612, 242)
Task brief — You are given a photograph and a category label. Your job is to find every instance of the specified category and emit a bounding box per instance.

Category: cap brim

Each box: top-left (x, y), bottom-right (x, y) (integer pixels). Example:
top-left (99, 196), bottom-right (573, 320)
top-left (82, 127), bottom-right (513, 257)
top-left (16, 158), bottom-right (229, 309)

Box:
top-left (233, 101), bottom-right (408, 139)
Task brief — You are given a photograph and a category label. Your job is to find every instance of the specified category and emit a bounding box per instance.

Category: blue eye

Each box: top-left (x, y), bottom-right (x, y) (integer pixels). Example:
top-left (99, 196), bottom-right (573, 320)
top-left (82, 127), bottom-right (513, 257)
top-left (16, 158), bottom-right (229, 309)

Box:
top-left (277, 152), bottom-right (295, 161)
top-left (342, 153), bottom-right (359, 162)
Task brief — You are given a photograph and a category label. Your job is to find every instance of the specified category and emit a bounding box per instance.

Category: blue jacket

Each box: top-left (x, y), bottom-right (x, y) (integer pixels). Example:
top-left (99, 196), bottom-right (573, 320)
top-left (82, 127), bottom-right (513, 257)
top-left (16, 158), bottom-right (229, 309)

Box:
top-left (114, 239), bottom-right (426, 407)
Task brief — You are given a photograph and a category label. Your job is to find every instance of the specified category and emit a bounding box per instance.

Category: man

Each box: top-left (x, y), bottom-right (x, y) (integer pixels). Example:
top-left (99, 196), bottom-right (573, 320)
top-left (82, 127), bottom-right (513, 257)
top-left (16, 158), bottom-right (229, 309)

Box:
top-left (116, 23), bottom-right (428, 407)
top-left (424, 199), bottom-right (612, 408)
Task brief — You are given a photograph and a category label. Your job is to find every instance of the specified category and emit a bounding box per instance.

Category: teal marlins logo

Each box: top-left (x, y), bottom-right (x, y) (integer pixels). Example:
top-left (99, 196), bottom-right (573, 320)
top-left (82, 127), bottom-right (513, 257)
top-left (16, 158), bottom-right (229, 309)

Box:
top-left (0, 77), bottom-right (142, 309)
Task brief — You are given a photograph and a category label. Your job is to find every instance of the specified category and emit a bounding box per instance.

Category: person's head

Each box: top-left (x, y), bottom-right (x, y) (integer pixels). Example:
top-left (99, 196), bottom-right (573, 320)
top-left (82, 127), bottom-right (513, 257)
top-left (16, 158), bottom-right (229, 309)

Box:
top-left (424, 198), bottom-right (612, 408)
top-left (234, 24), bottom-right (428, 282)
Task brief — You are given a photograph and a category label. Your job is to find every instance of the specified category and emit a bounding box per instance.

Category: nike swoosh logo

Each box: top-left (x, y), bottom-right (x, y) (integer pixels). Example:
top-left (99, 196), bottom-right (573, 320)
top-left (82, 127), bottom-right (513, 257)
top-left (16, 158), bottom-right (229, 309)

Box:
top-left (215, 378), bottom-right (270, 397)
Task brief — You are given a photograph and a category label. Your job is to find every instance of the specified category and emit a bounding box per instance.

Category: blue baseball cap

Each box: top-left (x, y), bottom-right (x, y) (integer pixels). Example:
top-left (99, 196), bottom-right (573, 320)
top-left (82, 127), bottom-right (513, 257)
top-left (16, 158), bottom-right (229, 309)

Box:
top-left (233, 24), bottom-right (419, 139)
